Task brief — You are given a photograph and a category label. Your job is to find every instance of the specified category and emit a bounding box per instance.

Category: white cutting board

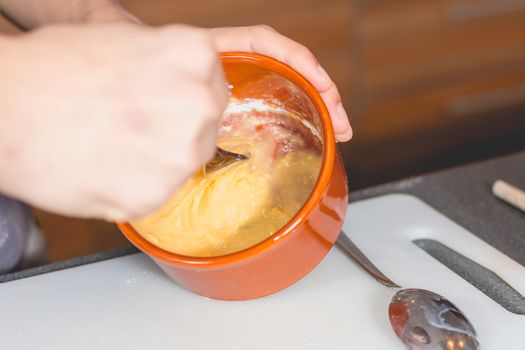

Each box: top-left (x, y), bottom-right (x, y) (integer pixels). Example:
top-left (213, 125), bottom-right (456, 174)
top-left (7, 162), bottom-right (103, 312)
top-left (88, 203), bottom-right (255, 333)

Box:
top-left (1, 194), bottom-right (524, 349)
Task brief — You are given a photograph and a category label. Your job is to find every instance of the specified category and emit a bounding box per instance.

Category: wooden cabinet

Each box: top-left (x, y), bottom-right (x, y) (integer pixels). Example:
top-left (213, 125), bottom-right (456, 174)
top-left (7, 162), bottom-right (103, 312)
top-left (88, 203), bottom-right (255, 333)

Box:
top-left (342, 0), bottom-right (525, 187)
top-left (363, 0), bottom-right (525, 99)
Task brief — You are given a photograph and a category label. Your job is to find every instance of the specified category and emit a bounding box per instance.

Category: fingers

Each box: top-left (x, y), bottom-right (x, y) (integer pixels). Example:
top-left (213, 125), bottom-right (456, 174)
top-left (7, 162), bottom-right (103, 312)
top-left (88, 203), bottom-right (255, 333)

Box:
top-left (208, 52), bottom-right (230, 115)
top-left (211, 26), bottom-right (326, 88)
top-left (152, 25), bottom-right (229, 162)
top-left (209, 25), bottom-right (352, 141)
top-left (321, 85), bottom-right (353, 142)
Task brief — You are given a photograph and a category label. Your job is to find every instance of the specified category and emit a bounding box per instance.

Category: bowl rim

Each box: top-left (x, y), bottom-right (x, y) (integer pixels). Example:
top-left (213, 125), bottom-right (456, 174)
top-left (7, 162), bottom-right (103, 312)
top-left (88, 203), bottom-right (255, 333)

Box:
top-left (117, 51), bottom-right (335, 268)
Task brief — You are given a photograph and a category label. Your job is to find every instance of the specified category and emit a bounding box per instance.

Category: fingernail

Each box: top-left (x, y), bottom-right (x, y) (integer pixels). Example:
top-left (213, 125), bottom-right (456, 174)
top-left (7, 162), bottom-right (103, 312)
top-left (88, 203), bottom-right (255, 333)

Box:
top-left (336, 102), bottom-right (350, 124)
top-left (317, 64), bottom-right (331, 84)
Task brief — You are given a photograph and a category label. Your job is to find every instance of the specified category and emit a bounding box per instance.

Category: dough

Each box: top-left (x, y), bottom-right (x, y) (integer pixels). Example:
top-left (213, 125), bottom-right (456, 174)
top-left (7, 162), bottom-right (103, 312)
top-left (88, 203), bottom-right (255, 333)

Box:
top-left (131, 109), bottom-right (322, 257)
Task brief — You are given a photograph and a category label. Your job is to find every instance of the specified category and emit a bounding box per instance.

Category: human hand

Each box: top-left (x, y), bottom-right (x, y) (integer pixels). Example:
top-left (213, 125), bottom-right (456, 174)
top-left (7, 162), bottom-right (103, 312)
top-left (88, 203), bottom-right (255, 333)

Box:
top-left (0, 0), bottom-right (140, 29)
top-left (0, 23), bottom-right (228, 221)
top-left (209, 25), bottom-right (353, 142)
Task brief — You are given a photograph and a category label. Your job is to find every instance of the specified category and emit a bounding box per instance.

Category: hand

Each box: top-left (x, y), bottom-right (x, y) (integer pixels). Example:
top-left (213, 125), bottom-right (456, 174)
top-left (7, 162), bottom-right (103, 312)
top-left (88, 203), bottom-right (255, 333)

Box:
top-left (209, 25), bottom-right (353, 142)
top-left (0, 23), bottom-right (228, 221)
top-left (0, 0), bottom-right (139, 29)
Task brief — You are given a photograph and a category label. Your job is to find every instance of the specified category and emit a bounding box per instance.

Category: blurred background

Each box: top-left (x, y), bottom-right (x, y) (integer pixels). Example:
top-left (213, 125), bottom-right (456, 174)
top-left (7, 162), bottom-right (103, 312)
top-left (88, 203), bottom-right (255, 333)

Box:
top-left (1, 0), bottom-right (524, 263)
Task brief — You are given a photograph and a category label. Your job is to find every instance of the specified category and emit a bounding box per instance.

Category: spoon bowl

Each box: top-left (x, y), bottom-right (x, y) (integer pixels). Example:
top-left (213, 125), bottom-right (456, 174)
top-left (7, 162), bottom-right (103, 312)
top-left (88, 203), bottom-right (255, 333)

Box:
top-left (389, 288), bottom-right (479, 350)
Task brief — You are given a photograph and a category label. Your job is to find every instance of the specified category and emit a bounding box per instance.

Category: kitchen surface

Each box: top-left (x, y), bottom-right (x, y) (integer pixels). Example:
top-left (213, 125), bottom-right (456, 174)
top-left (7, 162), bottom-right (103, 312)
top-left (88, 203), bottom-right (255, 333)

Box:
top-left (1, 0), bottom-right (524, 349)
top-left (2, 151), bottom-right (524, 350)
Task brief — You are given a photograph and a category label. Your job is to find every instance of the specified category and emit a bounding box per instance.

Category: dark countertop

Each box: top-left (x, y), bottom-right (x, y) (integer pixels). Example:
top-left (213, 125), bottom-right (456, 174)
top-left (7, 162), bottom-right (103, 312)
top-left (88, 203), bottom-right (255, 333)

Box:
top-left (349, 150), bottom-right (525, 266)
top-left (1, 150), bottom-right (524, 284)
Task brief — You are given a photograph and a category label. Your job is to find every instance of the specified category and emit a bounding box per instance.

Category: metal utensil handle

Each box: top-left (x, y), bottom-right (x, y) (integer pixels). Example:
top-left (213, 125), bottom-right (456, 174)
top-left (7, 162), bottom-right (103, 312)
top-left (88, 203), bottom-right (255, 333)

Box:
top-left (204, 147), bottom-right (248, 173)
top-left (336, 232), bottom-right (401, 288)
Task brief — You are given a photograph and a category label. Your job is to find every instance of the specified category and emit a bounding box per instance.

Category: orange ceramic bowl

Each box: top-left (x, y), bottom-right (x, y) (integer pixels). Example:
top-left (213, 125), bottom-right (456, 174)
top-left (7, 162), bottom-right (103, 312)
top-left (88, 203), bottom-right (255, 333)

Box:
top-left (118, 52), bottom-right (348, 300)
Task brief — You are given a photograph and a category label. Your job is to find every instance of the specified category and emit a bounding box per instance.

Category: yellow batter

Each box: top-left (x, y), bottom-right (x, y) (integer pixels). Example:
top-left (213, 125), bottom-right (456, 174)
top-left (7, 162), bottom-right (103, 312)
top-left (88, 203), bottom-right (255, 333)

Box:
top-left (131, 126), bottom-right (322, 257)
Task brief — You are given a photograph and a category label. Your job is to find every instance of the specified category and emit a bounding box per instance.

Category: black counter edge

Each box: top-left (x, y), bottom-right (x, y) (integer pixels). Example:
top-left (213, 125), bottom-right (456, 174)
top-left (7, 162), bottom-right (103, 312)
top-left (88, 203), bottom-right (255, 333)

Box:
top-left (0, 246), bottom-right (139, 284)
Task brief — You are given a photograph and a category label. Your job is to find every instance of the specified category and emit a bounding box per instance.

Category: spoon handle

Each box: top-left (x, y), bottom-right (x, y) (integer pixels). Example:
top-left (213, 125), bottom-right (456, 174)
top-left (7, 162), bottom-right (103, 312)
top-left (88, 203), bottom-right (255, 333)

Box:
top-left (492, 179), bottom-right (525, 212)
top-left (336, 232), bottom-right (401, 288)
top-left (205, 147), bottom-right (248, 173)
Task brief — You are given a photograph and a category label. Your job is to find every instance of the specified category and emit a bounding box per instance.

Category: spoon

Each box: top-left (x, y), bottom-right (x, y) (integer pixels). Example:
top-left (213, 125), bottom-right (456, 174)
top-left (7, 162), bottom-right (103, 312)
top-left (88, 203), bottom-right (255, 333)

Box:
top-left (205, 147), bottom-right (248, 173)
top-left (336, 232), bottom-right (480, 350)
top-left (389, 289), bottom-right (479, 350)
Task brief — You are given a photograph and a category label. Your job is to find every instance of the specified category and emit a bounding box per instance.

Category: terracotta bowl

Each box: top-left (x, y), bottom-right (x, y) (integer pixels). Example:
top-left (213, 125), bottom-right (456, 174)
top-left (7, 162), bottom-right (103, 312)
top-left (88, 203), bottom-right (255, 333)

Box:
top-left (118, 52), bottom-right (348, 300)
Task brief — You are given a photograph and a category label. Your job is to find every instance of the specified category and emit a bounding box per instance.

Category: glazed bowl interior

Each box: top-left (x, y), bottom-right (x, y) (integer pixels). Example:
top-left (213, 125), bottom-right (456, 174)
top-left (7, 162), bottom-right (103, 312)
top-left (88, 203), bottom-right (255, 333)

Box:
top-left (119, 52), bottom-right (335, 266)
top-left (222, 55), bottom-right (324, 144)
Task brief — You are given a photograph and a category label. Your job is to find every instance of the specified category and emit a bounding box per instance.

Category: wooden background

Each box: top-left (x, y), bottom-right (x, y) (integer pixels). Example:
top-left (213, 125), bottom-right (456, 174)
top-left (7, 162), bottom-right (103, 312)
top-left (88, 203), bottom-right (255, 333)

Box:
top-left (1, 0), bottom-right (524, 262)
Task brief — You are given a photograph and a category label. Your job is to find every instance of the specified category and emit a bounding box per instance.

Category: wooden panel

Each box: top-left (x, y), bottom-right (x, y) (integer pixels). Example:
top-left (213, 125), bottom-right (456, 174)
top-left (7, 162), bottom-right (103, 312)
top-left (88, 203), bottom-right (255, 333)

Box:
top-left (33, 210), bottom-right (130, 261)
top-left (342, 102), bottom-right (525, 188)
top-left (361, 68), bottom-right (525, 141)
top-left (362, 0), bottom-right (525, 101)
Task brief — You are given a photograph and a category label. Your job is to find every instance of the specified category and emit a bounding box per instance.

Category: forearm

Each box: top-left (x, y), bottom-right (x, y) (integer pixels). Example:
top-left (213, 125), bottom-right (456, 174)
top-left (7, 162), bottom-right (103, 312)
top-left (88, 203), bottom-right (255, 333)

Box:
top-left (0, 0), bottom-right (138, 30)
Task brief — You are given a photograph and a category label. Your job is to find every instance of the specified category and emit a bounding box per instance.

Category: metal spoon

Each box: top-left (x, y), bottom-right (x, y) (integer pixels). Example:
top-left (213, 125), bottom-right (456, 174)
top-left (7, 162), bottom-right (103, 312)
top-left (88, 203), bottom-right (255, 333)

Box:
top-left (336, 232), bottom-right (480, 350)
top-left (389, 289), bottom-right (479, 350)
top-left (205, 147), bottom-right (248, 173)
